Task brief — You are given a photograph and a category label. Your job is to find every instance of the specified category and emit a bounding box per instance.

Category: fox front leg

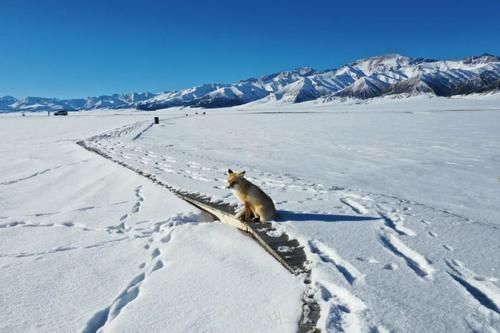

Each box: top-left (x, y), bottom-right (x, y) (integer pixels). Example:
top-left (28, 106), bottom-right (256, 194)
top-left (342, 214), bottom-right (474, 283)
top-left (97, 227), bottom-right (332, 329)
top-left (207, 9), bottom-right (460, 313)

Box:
top-left (235, 207), bottom-right (245, 220)
top-left (243, 202), bottom-right (253, 221)
top-left (235, 202), bottom-right (252, 221)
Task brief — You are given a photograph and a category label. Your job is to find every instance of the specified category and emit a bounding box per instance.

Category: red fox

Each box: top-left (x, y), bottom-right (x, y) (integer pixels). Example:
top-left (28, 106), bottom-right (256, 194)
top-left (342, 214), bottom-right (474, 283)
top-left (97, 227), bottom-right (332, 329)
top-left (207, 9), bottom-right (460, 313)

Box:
top-left (226, 169), bottom-right (276, 222)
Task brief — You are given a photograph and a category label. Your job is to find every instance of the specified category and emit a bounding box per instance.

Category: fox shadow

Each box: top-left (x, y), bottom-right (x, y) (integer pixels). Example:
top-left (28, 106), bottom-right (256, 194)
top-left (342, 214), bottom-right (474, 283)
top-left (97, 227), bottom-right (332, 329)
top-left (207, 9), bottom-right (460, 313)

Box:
top-left (275, 210), bottom-right (380, 223)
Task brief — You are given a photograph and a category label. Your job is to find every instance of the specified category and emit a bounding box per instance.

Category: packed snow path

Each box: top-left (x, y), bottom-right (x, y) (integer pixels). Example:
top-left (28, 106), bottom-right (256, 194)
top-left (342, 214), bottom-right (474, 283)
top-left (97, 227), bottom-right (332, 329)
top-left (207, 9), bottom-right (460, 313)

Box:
top-left (79, 101), bottom-right (500, 333)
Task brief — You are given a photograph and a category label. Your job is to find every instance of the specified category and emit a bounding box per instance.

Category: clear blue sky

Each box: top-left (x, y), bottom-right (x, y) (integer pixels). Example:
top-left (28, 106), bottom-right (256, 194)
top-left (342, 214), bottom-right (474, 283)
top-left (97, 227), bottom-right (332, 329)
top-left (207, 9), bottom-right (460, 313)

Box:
top-left (1, 0), bottom-right (499, 99)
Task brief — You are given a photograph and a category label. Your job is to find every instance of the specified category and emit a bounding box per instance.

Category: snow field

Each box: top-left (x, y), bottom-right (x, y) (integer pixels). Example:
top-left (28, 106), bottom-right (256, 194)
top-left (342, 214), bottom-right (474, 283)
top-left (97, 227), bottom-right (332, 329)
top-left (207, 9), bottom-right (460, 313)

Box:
top-left (78, 96), bottom-right (500, 332)
top-left (0, 111), bottom-right (302, 333)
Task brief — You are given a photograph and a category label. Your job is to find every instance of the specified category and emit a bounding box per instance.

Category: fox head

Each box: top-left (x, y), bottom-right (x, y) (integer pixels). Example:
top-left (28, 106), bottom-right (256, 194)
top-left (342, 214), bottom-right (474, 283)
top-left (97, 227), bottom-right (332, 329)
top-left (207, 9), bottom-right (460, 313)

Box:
top-left (226, 169), bottom-right (246, 190)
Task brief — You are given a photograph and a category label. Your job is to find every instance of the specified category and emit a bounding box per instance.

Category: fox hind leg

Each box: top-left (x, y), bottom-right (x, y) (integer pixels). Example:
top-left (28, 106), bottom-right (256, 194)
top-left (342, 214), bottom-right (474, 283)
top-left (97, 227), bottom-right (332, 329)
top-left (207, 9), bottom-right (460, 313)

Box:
top-left (250, 206), bottom-right (260, 222)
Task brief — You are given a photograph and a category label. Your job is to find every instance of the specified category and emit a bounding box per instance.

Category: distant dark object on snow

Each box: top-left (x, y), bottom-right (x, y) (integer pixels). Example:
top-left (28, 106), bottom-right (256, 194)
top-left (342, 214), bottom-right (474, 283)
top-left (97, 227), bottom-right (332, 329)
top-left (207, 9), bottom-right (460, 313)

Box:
top-left (53, 110), bottom-right (68, 116)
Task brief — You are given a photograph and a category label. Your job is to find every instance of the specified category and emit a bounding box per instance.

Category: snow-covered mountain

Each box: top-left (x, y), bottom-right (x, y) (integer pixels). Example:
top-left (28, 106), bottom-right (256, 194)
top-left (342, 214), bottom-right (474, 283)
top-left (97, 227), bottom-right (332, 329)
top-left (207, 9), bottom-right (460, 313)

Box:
top-left (138, 54), bottom-right (498, 108)
top-left (0, 92), bottom-right (155, 112)
top-left (1, 53), bottom-right (499, 112)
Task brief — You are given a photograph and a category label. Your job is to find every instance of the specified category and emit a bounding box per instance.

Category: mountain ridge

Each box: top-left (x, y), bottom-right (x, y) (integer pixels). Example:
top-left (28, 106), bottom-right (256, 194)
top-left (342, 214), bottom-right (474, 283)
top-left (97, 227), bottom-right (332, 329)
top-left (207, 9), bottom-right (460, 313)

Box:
top-left (1, 53), bottom-right (499, 112)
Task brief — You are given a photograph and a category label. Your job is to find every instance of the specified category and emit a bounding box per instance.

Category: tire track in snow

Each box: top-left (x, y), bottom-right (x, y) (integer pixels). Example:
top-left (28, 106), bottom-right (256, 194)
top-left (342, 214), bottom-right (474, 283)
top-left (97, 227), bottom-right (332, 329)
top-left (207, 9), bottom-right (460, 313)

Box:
top-left (0, 206), bottom-right (98, 223)
top-left (0, 168), bottom-right (52, 185)
top-left (317, 280), bottom-right (368, 333)
top-left (445, 259), bottom-right (500, 313)
top-left (0, 237), bottom-right (129, 259)
top-left (0, 159), bottom-right (91, 186)
top-left (376, 204), bottom-right (416, 237)
top-left (378, 228), bottom-right (435, 279)
top-left (0, 220), bottom-right (98, 232)
top-left (364, 189), bottom-right (474, 225)
top-left (339, 197), bottom-right (370, 215)
top-left (309, 239), bottom-right (364, 285)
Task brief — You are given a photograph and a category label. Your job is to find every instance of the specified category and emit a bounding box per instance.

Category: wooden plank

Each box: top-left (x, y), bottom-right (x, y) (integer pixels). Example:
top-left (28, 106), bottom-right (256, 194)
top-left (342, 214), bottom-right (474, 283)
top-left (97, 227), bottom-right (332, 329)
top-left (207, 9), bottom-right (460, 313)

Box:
top-left (181, 195), bottom-right (249, 232)
top-left (179, 195), bottom-right (308, 275)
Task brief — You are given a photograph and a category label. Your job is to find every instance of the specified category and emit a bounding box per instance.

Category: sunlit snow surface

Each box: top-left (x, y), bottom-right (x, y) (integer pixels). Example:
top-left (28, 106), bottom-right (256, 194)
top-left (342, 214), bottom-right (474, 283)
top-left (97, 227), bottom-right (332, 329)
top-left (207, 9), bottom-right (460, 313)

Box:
top-left (1, 94), bottom-right (500, 332)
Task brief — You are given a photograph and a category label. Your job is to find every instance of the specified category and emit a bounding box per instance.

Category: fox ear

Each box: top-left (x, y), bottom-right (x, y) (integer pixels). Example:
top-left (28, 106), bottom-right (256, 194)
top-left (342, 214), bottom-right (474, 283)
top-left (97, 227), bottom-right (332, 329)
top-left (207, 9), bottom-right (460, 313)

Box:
top-left (239, 171), bottom-right (246, 176)
top-left (228, 169), bottom-right (234, 174)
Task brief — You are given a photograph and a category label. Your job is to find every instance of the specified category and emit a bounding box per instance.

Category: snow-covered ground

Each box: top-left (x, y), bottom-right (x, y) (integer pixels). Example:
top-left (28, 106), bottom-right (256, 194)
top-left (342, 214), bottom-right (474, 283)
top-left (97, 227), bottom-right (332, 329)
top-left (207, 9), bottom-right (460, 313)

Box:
top-left (1, 95), bottom-right (500, 332)
top-left (0, 111), bottom-right (301, 333)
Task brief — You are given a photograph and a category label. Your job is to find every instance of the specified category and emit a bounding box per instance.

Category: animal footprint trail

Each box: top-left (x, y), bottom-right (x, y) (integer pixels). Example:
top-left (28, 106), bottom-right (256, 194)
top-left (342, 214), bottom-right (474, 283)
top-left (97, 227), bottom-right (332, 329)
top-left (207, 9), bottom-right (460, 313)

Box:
top-left (150, 259), bottom-right (164, 273)
top-left (74, 206), bottom-right (96, 212)
top-left (160, 233), bottom-right (172, 243)
top-left (151, 248), bottom-right (160, 259)
top-left (132, 202), bottom-right (141, 213)
top-left (356, 257), bottom-right (380, 264)
top-left (0, 221), bottom-right (26, 228)
top-left (82, 272), bottom-right (146, 333)
top-left (107, 221), bottom-right (129, 235)
top-left (146, 151), bottom-right (158, 158)
top-left (0, 168), bottom-right (52, 186)
top-left (383, 263), bottom-right (399, 270)
top-left (82, 230), bottom-right (170, 333)
top-left (1, 237), bottom-right (129, 259)
top-left (0, 220), bottom-right (98, 232)
top-left (107, 185), bottom-right (145, 234)
top-left (132, 186), bottom-right (144, 214)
